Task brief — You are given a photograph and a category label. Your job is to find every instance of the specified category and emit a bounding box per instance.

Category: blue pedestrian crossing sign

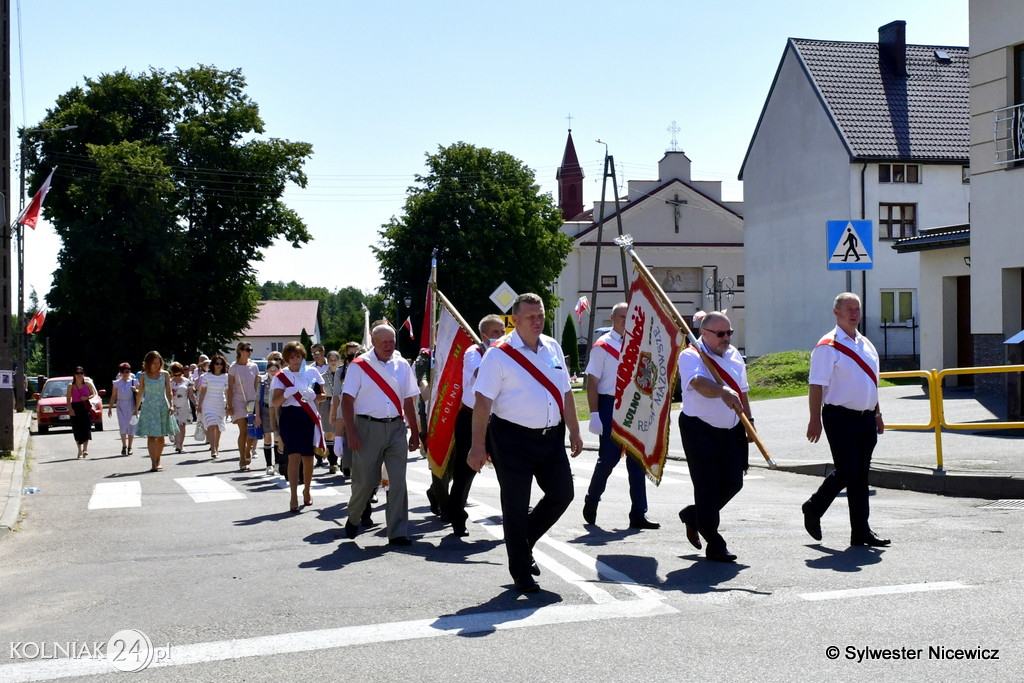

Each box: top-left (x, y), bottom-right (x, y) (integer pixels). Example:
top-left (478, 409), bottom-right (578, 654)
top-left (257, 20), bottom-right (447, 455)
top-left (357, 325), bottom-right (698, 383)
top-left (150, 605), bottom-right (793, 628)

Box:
top-left (826, 220), bottom-right (873, 270)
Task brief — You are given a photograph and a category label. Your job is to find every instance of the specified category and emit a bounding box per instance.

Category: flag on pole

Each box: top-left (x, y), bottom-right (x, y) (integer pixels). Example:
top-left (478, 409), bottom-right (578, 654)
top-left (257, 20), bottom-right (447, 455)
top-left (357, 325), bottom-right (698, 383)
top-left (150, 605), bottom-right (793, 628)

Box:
top-left (361, 303), bottom-right (371, 349)
top-left (574, 295), bottom-right (589, 323)
top-left (16, 167), bottom-right (57, 229)
top-left (420, 282), bottom-right (433, 353)
top-left (424, 300), bottom-right (475, 477)
top-left (402, 316), bottom-right (415, 339)
top-left (26, 308), bottom-right (47, 334)
top-left (610, 274), bottom-right (683, 484)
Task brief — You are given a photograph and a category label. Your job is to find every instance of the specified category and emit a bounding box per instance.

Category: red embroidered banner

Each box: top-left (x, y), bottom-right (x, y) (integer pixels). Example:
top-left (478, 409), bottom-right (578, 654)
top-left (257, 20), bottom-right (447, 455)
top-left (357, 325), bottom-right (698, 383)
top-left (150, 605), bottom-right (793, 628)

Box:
top-left (425, 306), bottom-right (475, 477)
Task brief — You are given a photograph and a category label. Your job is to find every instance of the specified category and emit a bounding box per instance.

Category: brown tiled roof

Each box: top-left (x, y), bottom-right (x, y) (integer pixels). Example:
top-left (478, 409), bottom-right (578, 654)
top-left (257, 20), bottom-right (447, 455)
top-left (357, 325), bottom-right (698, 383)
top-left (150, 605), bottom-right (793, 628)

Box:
top-left (791, 38), bottom-right (969, 161)
top-left (242, 300), bottom-right (319, 337)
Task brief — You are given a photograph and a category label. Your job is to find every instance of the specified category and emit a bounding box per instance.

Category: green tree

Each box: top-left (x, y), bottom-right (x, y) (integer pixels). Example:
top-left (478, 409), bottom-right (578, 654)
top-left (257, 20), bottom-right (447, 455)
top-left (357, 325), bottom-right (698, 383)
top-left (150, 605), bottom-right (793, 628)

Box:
top-left (374, 142), bottom-right (572, 331)
top-left (299, 328), bottom-right (313, 352)
top-left (560, 314), bottom-right (580, 376)
top-left (24, 66), bottom-right (312, 381)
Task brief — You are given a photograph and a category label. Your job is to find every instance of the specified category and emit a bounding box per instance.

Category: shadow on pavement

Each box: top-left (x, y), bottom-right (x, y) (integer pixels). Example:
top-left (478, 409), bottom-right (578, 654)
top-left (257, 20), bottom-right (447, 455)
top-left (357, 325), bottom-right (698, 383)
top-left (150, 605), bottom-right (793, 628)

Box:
top-left (804, 544), bottom-right (884, 572)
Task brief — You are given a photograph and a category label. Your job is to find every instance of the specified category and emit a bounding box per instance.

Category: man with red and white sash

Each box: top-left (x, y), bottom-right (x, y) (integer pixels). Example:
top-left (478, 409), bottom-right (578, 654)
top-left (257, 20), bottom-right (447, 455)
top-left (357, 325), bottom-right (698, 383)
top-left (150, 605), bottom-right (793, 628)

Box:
top-left (468, 293), bottom-right (584, 593)
top-left (583, 301), bottom-right (659, 530)
top-left (677, 311), bottom-right (751, 563)
top-left (341, 324), bottom-right (420, 546)
top-left (802, 292), bottom-right (890, 547)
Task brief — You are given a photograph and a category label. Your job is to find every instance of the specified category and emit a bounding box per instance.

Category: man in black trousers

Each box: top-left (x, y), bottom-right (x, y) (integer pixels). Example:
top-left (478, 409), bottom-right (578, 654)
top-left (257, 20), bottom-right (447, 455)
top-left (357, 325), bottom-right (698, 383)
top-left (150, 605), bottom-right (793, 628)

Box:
top-left (468, 293), bottom-right (584, 593)
top-left (677, 311), bottom-right (752, 563)
top-left (803, 292), bottom-right (890, 548)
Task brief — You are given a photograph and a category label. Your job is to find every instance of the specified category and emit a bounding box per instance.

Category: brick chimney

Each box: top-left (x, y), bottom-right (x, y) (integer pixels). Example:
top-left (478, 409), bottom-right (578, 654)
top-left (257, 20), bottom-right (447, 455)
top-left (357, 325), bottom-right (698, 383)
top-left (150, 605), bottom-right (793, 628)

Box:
top-left (878, 20), bottom-right (907, 78)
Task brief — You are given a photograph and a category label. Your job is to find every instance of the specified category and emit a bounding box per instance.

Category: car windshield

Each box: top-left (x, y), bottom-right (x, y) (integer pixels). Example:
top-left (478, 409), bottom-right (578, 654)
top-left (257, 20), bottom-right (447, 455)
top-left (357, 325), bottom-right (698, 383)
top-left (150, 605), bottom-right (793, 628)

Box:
top-left (41, 380), bottom-right (70, 398)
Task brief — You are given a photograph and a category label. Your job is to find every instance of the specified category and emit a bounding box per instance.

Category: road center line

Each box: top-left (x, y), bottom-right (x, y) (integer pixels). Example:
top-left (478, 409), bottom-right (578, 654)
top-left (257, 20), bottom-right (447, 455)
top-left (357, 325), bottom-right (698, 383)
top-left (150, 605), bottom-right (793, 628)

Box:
top-left (800, 581), bottom-right (968, 601)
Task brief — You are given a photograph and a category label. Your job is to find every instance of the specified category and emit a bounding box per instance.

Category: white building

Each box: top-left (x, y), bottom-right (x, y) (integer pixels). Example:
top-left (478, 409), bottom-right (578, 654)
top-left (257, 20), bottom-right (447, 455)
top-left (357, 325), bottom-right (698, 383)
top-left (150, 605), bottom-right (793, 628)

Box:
top-left (236, 300), bottom-right (322, 358)
top-left (553, 131), bottom-right (744, 353)
top-left (740, 21), bottom-right (970, 363)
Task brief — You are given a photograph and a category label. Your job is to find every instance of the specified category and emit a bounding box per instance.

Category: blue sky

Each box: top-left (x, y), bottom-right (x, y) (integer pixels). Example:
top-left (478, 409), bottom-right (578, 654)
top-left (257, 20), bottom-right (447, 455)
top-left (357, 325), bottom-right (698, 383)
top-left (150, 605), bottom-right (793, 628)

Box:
top-left (12, 0), bottom-right (969, 306)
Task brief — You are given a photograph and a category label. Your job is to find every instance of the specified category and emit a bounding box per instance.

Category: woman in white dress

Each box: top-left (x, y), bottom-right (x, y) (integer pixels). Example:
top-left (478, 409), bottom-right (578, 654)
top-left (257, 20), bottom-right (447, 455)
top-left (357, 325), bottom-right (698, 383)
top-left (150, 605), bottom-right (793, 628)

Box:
top-left (198, 354), bottom-right (229, 458)
top-left (169, 362), bottom-right (196, 454)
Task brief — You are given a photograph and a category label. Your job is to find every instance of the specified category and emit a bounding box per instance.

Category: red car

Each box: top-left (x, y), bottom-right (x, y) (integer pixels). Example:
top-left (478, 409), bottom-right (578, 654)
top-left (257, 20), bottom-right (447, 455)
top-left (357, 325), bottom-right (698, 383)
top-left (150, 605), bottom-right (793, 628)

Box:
top-left (35, 377), bottom-right (105, 434)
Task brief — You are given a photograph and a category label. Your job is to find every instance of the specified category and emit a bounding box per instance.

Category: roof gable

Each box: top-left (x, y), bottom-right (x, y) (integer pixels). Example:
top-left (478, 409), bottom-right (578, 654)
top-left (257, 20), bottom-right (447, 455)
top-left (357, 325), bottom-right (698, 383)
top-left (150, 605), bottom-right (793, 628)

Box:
top-left (242, 300), bottom-right (320, 337)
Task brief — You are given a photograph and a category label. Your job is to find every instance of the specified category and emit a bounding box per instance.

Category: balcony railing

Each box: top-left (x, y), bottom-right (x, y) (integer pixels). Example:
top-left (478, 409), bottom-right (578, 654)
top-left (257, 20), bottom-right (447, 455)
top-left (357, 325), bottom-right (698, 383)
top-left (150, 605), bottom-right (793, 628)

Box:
top-left (994, 103), bottom-right (1024, 164)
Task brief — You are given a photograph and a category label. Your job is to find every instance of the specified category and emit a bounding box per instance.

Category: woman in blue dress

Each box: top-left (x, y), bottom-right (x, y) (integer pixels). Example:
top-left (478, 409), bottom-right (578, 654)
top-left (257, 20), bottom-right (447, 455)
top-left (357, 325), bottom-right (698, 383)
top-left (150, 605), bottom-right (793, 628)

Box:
top-left (107, 362), bottom-right (138, 455)
top-left (133, 350), bottom-right (178, 472)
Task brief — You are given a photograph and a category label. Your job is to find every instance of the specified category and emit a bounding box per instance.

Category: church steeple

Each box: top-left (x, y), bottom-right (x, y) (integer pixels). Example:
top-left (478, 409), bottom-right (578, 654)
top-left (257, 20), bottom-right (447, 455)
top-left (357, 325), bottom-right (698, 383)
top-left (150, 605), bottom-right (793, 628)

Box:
top-left (556, 129), bottom-right (584, 220)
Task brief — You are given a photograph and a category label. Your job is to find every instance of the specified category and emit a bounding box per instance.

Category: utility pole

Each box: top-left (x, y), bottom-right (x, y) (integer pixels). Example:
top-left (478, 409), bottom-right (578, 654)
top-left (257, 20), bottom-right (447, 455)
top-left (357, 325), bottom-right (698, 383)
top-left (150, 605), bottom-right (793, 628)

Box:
top-left (0, 0), bottom-right (13, 452)
top-left (585, 140), bottom-right (630, 351)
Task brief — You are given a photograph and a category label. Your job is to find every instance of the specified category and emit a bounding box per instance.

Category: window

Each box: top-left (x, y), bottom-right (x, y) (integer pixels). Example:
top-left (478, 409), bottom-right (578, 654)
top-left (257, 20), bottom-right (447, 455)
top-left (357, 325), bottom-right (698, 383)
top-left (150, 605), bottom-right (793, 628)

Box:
top-left (878, 163), bottom-right (920, 183)
top-left (880, 290), bottom-right (915, 324)
top-left (962, 165), bottom-right (970, 184)
top-left (600, 275), bottom-right (617, 288)
top-left (879, 203), bottom-right (917, 239)
top-left (736, 274), bottom-right (745, 287)
top-left (270, 342), bottom-right (283, 352)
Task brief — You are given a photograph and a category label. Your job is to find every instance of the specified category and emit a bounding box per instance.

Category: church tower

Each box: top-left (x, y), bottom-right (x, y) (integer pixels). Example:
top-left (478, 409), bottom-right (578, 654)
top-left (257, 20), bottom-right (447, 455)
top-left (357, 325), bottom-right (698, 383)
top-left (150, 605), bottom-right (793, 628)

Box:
top-left (556, 129), bottom-right (584, 220)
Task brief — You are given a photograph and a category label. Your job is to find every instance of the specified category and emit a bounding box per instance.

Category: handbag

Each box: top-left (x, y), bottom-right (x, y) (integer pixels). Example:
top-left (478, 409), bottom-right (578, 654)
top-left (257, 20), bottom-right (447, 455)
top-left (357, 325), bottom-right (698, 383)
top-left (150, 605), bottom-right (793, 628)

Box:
top-left (247, 381), bottom-right (265, 440)
top-left (193, 413), bottom-right (207, 443)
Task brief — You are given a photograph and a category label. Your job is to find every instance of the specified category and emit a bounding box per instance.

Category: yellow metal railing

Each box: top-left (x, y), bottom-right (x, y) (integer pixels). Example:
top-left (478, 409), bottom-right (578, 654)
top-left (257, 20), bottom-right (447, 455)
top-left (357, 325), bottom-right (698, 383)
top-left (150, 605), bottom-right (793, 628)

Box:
top-left (879, 365), bottom-right (1024, 471)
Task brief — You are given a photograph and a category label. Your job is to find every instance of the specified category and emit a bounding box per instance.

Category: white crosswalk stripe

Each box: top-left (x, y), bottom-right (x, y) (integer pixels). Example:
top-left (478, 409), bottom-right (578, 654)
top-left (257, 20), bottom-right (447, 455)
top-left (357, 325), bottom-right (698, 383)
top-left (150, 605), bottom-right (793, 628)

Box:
top-left (87, 481), bottom-right (142, 509)
top-left (175, 477), bottom-right (248, 503)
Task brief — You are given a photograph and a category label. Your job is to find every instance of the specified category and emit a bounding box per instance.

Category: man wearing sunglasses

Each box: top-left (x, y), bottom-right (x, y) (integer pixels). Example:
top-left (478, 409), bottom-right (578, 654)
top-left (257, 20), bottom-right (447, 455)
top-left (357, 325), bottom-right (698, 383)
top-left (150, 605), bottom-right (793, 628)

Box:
top-left (676, 310), bottom-right (752, 563)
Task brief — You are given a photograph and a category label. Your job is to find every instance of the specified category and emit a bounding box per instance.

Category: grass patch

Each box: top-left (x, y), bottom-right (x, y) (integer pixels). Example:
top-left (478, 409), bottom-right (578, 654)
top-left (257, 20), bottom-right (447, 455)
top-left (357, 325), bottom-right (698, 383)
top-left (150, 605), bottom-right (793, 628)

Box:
top-left (747, 351), bottom-right (811, 401)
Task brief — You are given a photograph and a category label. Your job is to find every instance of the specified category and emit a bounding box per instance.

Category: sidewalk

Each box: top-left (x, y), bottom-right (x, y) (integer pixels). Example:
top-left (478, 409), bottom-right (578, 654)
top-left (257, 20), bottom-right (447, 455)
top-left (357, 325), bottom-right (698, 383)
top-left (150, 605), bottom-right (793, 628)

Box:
top-left (0, 412), bottom-right (33, 538)
top-left (580, 384), bottom-right (1024, 499)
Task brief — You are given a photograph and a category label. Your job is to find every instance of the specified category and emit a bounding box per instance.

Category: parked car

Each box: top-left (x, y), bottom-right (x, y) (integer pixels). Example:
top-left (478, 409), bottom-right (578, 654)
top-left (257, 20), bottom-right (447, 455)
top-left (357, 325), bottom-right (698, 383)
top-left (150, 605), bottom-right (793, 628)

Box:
top-left (34, 376), bottom-right (105, 434)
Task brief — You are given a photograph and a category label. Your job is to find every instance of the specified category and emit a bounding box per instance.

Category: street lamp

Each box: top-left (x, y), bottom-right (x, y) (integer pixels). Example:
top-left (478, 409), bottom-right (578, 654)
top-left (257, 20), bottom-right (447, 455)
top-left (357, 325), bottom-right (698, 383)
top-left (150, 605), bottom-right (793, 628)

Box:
top-left (15, 125), bottom-right (77, 410)
top-left (705, 276), bottom-right (735, 311)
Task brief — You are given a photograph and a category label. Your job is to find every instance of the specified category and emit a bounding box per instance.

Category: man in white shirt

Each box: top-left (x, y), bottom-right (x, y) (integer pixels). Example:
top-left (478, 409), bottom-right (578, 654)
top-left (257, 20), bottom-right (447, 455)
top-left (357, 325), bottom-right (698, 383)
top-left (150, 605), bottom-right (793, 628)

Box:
top-left (583, 302), bottom-right (659, 530)
top-left (803, 292), bottom-right (889, 547)
top-left (341, 325), bottom-right (420, 546)
top-left (677, 311), bottom-right (752, 563)
top-left (469, 293), bottom-right (584, 592)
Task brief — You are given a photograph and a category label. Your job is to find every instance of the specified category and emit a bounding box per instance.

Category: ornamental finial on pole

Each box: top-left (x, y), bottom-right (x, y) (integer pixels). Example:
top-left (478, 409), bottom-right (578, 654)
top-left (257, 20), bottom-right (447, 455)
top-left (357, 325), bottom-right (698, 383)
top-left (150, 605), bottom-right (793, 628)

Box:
top-left (614, 234), bottom-right (634, 251)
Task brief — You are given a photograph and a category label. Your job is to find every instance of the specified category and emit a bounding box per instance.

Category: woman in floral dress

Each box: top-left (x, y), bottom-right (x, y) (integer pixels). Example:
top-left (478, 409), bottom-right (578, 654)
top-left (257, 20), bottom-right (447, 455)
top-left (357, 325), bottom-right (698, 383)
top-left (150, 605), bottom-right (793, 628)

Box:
top-left (133, 350), bottom-right (178, 472)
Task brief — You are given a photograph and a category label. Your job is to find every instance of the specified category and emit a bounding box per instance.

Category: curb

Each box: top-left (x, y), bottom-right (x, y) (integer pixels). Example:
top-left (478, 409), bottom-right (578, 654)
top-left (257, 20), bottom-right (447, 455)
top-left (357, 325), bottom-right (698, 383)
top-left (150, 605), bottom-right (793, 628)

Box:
top-left (0, 414), bottom-right (33, 537)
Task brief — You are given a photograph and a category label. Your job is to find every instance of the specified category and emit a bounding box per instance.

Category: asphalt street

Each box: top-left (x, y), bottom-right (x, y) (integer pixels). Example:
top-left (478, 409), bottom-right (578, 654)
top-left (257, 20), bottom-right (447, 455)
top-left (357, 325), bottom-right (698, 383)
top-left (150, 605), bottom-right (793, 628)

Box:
top-left (1, 407), bottom-right (1022, 681)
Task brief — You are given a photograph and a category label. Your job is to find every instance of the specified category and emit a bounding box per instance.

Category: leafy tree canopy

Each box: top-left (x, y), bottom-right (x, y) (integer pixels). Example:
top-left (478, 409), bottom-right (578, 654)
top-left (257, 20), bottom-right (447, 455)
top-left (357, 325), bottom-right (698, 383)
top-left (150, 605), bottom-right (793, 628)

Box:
top-left (373, 142), bottom-right (572, 332)
top-left (24, 65), bottom-right (312, 381)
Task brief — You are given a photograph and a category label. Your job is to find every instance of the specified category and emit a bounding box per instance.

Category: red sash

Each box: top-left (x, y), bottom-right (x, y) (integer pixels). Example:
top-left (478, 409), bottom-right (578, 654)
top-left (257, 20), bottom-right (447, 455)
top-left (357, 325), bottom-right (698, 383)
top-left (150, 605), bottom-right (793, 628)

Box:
top-left (695, 343), bottom-right (746, 400)
top-left (593, 338), bottom-right (620, 361)
top-left (497, 342), bottom-right (564, 416)
top-left (351, 356), bottom-right (404, 416)
top-left (276, 370), bottom-right (326, 451)
top-left (816, 335), bottom-right (878, 385)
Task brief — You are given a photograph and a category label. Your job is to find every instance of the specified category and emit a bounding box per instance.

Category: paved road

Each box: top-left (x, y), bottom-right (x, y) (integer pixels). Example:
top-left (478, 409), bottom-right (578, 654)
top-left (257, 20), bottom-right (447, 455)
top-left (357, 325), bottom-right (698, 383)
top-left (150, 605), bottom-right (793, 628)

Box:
top-left (1, 417), bottom-right (1022, 681)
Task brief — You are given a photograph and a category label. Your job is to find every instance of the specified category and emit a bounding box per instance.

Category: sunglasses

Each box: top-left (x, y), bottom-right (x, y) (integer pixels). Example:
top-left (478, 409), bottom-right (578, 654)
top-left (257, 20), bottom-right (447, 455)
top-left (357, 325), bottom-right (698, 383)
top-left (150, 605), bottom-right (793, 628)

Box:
top-left (704, 328), bottom-right (734, 338)
top-left (241, 347), bottom-right (252, 352)
top-left (74, 371), bottom-right (84, 375)
top-left (172, 371), bottom-right (183, 376)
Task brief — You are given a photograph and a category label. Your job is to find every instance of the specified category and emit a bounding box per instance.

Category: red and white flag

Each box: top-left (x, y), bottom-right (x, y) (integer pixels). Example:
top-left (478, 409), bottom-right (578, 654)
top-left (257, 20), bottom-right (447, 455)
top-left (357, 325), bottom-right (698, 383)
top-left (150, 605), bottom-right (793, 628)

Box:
top-left (420, 284), bottom-right (433, 353)
top-left (402, 316), bottom-right (415, 339)
top-left (574, 295), bottom-right (589, 323)
top-left (16, 167), bottom-right (57, 230)
top-left (424, 302), bottom-right (475, 478)
top-left (610, 275), bottom-right (683, 484)
top-left (26, 308), bottom-right (47, 334)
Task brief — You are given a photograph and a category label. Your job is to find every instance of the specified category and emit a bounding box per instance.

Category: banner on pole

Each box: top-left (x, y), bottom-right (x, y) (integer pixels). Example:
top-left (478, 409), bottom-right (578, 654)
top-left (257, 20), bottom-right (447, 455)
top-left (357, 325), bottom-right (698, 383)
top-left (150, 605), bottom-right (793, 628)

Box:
top-left (424, 304), bottom-right (475, 477)
top-left (610, 274), bottom-right (683, 484)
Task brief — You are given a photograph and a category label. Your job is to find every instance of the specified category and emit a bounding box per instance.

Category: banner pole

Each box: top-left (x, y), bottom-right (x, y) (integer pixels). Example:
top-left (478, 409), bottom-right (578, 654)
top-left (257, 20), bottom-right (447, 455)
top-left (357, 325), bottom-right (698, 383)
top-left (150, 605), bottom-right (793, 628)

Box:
top-left (434, 287), bottom-right (483, 347)
top-left (614, 235), bottom-right (776, 467)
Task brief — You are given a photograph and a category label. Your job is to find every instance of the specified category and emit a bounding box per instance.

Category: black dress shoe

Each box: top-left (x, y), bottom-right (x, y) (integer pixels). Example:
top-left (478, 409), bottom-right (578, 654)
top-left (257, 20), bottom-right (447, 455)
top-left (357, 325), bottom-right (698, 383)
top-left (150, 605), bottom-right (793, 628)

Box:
top-left (802, 501), bottom-right (822, 541)
top-left (582, 496), bottom-right (598, 525)
top-left (678, 509), bottom-right (702, 549)
top-left (530, 561), bottom-right (541, 576)
top-left (629, 516), bottom-right (661, 530)
top-left (451, 525), bottom-right (469, 538)
top-left (344, 521), bottom-right (359, 539)
top-left (851, 531), bottom-right (890, 547)
top-left (514, 577), bottom-right (540, 593)
top-left (707, 549), bottom-right (738, 563)
top-left (426, 489), bottom-right (441, 517)
top-left (341, 467), bottom-right (351, 478)
top-left (388, 536), bottom-right (413, 546)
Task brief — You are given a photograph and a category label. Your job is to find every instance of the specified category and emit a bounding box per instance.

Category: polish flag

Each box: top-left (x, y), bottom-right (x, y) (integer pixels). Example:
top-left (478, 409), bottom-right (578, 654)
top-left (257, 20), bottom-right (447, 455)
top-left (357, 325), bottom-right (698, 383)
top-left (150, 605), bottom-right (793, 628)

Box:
top-left (26, 308), bottom-right (47, 334)
top-left (574, 295), bottom-right (590, 323)
top-left (402, 316), bottom-right (415, 339)
top-left (16, 167), bottom-right (57, 229)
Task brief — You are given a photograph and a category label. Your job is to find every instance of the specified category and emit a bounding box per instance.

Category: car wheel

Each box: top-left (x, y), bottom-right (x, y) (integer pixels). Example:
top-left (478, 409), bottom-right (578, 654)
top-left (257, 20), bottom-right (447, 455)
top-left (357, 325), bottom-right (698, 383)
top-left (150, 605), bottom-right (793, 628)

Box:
top-left (37, 424), bottom-right (48, 434)
top-left (94, 421), bottom-right (104, 432)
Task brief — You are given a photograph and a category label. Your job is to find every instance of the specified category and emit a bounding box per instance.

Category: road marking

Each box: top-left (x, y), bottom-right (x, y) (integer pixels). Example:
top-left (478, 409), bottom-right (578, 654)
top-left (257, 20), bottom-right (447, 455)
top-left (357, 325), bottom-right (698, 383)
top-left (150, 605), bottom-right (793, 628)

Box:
top-left (800, 581), bottom-right (968, 601)
top-left (175, 477), bottom-right (246, 503)
top-left (87, 481), bottom-right (142, 509)
top-left (0, 599), bottom-right (677, 681)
